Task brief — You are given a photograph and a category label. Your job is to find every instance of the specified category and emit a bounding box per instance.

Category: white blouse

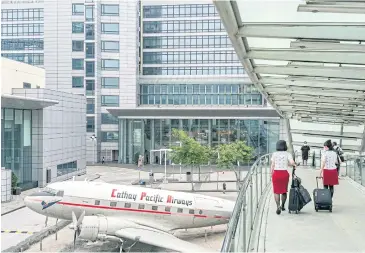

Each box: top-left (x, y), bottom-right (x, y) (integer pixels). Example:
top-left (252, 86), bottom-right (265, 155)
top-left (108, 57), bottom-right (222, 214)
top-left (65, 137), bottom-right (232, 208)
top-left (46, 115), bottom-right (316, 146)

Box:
top-left (321, 150), bottom-right (338, 170)
top-left (271, 151), bottom-right (293, 170)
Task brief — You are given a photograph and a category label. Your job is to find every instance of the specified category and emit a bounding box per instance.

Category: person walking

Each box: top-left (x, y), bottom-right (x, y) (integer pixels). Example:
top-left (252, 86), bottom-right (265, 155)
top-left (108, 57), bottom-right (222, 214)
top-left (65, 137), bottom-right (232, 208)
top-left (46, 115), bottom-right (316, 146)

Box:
top-left (320, 140), bottom-right (340, 198)
top-left (271, 140), bottom-right (297, 215)
top-left (301, 141), bottom-right (310, 166)
top-left (102, 156), bottom-right (105, 164)
top-left (332, 141), bottom-right (344, 177)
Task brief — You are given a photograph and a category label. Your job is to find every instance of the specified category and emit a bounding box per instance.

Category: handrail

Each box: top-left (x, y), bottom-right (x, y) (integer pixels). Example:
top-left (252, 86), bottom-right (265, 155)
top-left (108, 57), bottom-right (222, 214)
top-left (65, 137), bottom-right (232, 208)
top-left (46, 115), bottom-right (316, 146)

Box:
top-left (221, 153), bottom-right (272, 252)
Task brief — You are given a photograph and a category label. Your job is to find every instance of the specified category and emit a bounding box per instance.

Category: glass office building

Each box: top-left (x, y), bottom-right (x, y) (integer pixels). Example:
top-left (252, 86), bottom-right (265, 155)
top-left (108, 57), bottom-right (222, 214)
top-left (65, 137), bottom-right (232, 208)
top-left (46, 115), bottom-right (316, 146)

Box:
top-left (1, 108), bottom-right (35, 189)
top-left (118, 118), bottom-right (280, 164)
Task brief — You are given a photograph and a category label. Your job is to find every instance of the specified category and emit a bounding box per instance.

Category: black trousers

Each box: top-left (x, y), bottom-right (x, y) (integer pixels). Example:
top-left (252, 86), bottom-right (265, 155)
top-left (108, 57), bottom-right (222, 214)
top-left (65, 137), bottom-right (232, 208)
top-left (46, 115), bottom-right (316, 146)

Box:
top-left (324, 185), bottom-right (334, 197)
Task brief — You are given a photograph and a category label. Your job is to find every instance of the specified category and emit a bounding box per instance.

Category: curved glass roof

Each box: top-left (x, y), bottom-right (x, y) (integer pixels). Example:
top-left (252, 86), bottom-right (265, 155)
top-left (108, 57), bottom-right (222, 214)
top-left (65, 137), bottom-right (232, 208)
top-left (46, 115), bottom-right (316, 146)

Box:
top-left (214, 0), bottom-right (365, 153)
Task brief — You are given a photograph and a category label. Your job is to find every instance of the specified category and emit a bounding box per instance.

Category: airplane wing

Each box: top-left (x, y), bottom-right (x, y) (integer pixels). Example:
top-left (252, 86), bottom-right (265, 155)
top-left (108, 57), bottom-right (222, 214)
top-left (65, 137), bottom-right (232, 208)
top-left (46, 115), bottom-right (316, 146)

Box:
top-left (114, 226), bottom-right (210, 252)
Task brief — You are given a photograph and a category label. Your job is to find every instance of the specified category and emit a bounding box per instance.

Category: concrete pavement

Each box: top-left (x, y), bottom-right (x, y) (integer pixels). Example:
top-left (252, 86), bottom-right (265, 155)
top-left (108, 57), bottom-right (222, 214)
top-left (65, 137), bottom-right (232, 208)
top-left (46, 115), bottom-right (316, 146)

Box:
top-left (262, 168), bottom-right (365, 252)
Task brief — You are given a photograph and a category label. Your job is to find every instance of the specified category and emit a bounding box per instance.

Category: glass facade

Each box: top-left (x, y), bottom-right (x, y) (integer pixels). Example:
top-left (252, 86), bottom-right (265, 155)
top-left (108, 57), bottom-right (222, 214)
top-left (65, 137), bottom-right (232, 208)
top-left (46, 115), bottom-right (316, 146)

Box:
top-left (1, 23), bottom-right (43, 36)
top-left (57, 161), bottom-right (77, 177)
top-left (143, 4), bottom-right (218, 18)
top-left (143, 66), bottom-right (244, 75)
top-left (119, 119), bottom-right (280, 164)
top-left (2, 39), bottom-right (43, 51)
top-left (143, 20), bottom-right (224, 33)
top-left (140, 84), bottom-right (262, 105)
top-left (143, 36), bottom-right (231, 49)
top-left (1, 53), bottom-right (44, 66)
top-left (1, 8), bottom-right (43, 21)
top-left (1, 108), bottom-right (35, 190)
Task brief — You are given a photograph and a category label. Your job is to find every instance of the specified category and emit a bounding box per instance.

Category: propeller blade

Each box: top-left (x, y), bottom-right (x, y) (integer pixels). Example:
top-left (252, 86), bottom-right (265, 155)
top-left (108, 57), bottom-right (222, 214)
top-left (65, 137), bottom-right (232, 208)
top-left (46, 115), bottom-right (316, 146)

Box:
top-left (71, 212), bottom-right (77, 231)
top-left (77, 210), bottom-right (85, 227)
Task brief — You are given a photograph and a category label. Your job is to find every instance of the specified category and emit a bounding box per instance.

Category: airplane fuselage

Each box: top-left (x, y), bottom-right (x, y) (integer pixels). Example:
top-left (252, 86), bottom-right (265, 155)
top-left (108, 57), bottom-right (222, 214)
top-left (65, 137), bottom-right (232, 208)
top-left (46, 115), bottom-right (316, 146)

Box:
top-left (25, 181), bottom-right (235, 232)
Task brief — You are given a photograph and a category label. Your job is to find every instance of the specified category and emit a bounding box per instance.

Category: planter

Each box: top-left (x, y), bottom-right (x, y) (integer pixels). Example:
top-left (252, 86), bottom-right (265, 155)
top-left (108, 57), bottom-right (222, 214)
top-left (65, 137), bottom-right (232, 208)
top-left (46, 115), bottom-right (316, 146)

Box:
top-left (12, 187), bottom-right (22, 195)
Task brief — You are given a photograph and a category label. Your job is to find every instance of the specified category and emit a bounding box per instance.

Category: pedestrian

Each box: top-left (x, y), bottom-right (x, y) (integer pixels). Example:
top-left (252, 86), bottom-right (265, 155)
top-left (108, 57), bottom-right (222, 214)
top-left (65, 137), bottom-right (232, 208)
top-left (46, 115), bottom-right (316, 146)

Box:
top-left (332, 141), bottom-right (344, 177)
top-left (320, 140), bottom-right (340, 198)
top-left (301, 141), bottom-right (310, 166)
top-left (223, 182), bottom-right (226, 194)
top-left (102, 156), bottom-right (105, 164)
top-left (271, 140), bottom-right (297, 215)
top-left (137, 155), bottom-right (144, 170)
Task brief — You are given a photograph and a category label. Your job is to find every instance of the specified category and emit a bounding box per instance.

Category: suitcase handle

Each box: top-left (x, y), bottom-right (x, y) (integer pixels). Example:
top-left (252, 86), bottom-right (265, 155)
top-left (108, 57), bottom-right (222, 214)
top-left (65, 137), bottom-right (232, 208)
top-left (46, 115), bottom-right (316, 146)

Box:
top-left (316, 176), bottom-right (323, 188)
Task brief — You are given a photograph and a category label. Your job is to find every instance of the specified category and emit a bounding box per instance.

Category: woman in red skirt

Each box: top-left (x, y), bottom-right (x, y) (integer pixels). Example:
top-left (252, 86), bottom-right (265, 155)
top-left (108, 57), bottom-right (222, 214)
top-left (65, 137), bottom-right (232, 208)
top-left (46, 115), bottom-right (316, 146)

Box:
top-left (271, 140), bottom-right (297, 215)
top-left (320, 140), bottom-right (340, 197)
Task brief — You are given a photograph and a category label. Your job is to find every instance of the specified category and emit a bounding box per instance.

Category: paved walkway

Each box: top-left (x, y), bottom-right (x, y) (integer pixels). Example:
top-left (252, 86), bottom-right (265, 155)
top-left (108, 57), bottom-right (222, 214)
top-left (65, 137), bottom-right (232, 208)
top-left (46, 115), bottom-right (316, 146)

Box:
top-left (263, 168), bottom-right (365, 252)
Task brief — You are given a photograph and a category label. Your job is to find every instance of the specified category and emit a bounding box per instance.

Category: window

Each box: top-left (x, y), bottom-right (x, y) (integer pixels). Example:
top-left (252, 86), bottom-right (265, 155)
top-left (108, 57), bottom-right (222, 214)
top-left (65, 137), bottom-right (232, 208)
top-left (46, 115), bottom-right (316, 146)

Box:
top-left (199, 210), bottom-right (203, 215)
top-left (2, 8), bottom-right (43, 21)
top-left (85, 61), bottom-right (95, 77)
top-left (85, 5), bottom-right (94, 21)
top-left (87, 98), bottom-right (95, 114)
top-left (2, 24), bottom-right (43, 36)
top-left (177, 208), bottom-right (183, 213)
top-left (23, 82), bottom-right (31, 88)
top-left (101, 95), bottom-right (119, 107)
top-left (189, 209), bottom-right (195, 214)
top-left (165, 206), bottom-right (171, 212)
top-left (152, 206), bottom-right (158, 211)
top-left (124, 203), bottom-right (131, 208)
top-left (72, 77), bottom-right (84, 88)
top-left (72, 22), bottom-right (84, 33)
top-left (138, 204), bottom-right (145, 209)
top-left (72, 59), bottom-right (84, 70)
top-left (101, 41), bottom-right (119, 52)
top-left (85, 24), bottom-right (94, 40)
top-left (72, 4), bottom-right (84, 15)
top-left (101, 131), bottom-right (118, 142)
top-left (95, 200), bottom-right (100, 205)
top-left (87, 116), bottom-right (95, 132)
top-left (101, 23), bottom-right (119, 34)
top-left (110, 202), bottom-right (117, 207)
top-left (85, 43), bottom-right (95, 58)
top-left (2, 39), bottom-right (43, 51)
top-left (72, 41), bottom-right (84, 52)
top-left (101, 113), bottom-right (118, 124)
top-left (102, 59), bottom-right (119, 70)
top-left (101, 77), bottom-right (119, 88)
top-left (101, 4), bottom-right (119, 16)
top-left (56, 161), bottom-right (77, 176)
top-left (86, 80), bottom-right (95, 95)
top-left (2, 53), bottom-right (44, 66)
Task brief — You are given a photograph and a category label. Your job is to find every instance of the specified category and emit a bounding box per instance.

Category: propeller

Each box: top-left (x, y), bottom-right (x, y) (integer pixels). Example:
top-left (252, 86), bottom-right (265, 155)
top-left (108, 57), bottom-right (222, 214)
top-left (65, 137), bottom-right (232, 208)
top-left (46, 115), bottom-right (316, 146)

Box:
top-left (71, 211), bottom-right (85, 250)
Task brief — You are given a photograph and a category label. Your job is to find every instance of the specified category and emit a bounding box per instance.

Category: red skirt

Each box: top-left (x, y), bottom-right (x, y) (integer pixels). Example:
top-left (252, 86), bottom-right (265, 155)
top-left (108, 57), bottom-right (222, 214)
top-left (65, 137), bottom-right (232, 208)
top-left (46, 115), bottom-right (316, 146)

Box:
top-left (323, 169), bottom-right (339, 186)
top-left (272, 170), bottom-right (289, 194)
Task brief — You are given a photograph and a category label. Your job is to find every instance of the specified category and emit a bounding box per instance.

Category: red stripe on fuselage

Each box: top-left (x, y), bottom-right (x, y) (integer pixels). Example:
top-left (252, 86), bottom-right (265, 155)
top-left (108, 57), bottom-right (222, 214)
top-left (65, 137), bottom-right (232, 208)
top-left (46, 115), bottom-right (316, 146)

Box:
top-left (57, 201), bottom-right (228, 219)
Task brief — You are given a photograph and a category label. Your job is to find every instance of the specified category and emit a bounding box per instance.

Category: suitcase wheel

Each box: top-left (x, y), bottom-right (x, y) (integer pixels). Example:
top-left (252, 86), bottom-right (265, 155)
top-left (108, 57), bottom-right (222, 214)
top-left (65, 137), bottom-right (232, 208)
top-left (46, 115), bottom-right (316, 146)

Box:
top-left (315, 205), bottom-right (319, 212)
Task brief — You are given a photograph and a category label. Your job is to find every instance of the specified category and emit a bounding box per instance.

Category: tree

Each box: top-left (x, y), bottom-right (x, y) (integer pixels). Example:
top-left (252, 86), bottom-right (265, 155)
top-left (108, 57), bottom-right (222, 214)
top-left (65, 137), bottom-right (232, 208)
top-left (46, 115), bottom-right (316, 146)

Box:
top-left (216, 141), bottom-right (253, 189)
top-left (170, 129), bottom-right (211, 182)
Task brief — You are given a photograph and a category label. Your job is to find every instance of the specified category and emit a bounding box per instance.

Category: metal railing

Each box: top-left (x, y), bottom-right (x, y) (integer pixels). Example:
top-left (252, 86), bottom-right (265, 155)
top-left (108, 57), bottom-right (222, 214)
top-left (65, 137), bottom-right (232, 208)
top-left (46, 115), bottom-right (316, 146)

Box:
top-left (343, 156), bottom-right (365, 187)
top-left (221, 153), bottom-right (272, 252)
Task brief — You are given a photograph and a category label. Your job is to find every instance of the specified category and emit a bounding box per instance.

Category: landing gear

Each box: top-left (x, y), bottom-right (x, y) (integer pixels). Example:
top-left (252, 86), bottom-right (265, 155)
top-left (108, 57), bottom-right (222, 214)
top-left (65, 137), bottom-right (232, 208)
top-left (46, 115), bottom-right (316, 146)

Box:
top-left (119, 239), bottom-right (125, 253)
top-left (119, 237), bottom-right (140, 253)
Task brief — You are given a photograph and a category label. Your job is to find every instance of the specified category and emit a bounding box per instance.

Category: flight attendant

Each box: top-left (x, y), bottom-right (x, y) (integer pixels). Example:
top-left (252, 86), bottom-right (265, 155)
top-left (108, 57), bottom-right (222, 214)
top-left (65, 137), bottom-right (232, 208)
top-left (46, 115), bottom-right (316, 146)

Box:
top-left (320, 140), bottom-right (340, 197)
top-left (271, 140), bottom-right (297, 215)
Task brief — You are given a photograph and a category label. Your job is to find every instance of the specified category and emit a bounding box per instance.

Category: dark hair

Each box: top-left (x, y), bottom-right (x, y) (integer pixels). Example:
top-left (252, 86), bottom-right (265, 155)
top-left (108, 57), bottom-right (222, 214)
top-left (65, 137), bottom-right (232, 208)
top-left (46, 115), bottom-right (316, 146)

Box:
top-left (333, 141), bottom-right (337, 146)
top-left (276, 140), bottom-right (287, 151)
top-left (324, 139), bottom-right (334, 150)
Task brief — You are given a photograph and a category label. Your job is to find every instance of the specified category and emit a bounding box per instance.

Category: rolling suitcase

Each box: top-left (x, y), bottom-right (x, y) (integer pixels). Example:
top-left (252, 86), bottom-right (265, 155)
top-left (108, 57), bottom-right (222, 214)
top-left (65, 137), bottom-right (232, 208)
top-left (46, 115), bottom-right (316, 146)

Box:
top-left (313, 177), bottom-right (333, 212)
top-left (288, 168), bottom-right (303, 214)
top-left (298, 185), bottom-right (312, 206)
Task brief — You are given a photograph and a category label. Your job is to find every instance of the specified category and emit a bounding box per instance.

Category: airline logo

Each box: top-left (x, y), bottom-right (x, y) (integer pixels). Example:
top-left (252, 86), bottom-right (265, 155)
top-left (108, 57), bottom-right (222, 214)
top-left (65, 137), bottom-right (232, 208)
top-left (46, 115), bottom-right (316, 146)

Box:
top-left (111, 189), bottom-right (193, 206)
top-left (41, 200), bottom-right (60, 210)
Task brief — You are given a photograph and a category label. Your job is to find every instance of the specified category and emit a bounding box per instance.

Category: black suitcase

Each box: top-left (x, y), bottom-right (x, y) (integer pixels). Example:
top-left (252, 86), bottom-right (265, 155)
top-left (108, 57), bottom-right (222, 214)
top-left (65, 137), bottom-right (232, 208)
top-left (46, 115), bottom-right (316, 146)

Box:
top-left (313, 177), bottom-right (333, 212)
top-left (288, 168), bottom-right (303, 214)
top-left (298, 185), bottom-right (312, 206)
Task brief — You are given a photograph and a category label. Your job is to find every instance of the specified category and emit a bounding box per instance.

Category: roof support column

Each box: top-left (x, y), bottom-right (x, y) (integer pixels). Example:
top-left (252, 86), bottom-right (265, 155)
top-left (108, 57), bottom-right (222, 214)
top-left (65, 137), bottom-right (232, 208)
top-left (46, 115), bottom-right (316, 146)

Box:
top-left (339, 124), bottom-right (344, 147)
top-left (285, 118), bottom-right (295, 159)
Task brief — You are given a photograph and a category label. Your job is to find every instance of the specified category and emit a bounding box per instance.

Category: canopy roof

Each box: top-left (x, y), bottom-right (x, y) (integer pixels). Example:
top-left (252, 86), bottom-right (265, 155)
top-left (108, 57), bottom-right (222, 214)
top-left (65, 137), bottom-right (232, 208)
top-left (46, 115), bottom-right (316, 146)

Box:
top-left (214, 0), bottom-right (365, 153)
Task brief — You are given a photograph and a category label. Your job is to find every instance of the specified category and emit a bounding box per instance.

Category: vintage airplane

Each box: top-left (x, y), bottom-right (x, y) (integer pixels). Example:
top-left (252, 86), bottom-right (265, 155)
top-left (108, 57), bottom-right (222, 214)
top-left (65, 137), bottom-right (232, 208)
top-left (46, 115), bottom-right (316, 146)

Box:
top-left (24, 180), bottom-right (235, 252)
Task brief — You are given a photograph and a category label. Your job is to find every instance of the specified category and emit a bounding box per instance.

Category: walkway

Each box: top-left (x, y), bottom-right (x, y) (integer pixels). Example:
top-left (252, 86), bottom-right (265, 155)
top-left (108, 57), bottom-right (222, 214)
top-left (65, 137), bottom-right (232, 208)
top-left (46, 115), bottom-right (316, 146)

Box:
top-left (262, 167), bottom-right (365, 252)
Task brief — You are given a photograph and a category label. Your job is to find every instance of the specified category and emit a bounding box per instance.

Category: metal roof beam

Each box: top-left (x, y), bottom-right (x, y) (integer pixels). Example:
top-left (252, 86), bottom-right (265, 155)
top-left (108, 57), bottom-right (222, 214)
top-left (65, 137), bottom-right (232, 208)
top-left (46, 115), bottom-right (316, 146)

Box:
top-left (282, 106), bottom-right (365, 116)
top-left (273, 96), bottom-right (365, 106)
top-left (266, 87), bottom-right (365, 99)
top-left (238, 24), bottom-right (365, 41)
top-left (278, 103), bottom-right (365, 111)
top-left (290, 41), bottom-right (365, 51)
top-left (293, 112), bottom-right (365, 121)
top-left (261, 77), bottom-right (365, 91)
top-left (255, 65), bottom-right (365, 80)
top-left (290, 129), bottom-right (363, 139)
top-left (248, 48), bottom-right (365, 65)
top-left (292, 141), bottom-right (360, 152)
top-left (298, 3), bottom-right (365, 14)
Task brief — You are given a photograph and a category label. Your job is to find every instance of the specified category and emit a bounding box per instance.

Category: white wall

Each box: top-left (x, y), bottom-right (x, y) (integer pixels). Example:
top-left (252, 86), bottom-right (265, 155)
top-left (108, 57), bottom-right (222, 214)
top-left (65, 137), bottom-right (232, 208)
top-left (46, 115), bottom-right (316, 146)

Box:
top-left (1, 58), bottom-right (45, 95)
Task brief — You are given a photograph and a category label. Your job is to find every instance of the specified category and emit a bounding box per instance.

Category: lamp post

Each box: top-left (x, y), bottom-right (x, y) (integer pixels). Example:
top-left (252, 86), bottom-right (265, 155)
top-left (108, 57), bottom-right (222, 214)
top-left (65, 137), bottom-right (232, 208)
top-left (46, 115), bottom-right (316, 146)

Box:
top-left (90, 135), bottom-right (97, 165)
